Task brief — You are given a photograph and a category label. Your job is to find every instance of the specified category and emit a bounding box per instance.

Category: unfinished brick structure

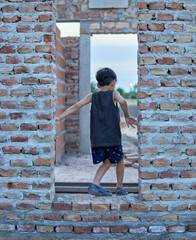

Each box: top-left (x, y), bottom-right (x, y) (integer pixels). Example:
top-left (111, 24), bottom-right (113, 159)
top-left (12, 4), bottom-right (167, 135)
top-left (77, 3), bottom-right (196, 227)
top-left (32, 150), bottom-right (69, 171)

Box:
top-left (0, 0), bottom-right (196, 239)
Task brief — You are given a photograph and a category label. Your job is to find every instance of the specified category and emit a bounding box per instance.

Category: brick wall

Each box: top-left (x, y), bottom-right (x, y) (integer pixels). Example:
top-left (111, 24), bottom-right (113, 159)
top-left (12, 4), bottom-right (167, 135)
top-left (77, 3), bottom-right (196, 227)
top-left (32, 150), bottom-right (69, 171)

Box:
top-left (55, 27), bottom-right (66, 162)
top-left (0, 0), bottom-right (196, 239)
top-left (57, 0), bottom-right (138, 34)
top-left (62, 37), bottom-right (80, 154)
top-left (0, 0), bottom-right (56, 204)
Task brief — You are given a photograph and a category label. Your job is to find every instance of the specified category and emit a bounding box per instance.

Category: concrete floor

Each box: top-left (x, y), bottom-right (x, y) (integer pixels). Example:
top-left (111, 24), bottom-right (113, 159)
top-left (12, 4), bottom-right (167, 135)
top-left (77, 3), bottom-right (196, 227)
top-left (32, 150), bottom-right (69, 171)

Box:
top-left (55, 153), bottom-right (138, 183)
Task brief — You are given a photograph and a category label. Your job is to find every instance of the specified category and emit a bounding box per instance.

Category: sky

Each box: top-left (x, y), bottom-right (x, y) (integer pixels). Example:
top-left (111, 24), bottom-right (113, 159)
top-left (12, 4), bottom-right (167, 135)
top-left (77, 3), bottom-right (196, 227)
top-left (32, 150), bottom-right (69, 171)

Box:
top-left (56, 23), bottom-right (138, 92)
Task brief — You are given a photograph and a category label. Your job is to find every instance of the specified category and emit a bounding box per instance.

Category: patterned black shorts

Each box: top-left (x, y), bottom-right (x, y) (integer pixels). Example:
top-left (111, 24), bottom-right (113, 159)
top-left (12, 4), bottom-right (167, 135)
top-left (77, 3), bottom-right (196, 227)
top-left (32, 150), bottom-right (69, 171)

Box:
top-left (91, 145), bottom-right (124, 165)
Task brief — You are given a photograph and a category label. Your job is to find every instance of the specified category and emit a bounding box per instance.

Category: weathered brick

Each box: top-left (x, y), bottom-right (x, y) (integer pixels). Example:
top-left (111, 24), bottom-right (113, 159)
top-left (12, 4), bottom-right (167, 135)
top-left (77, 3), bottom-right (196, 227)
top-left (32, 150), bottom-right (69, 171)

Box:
top-left (149, 2), bottom-right (165, 10)
top-left (110, 226), bottom-right (128, 233)
top-left (93, 227), bottom-right (110, 233)
top-left (74, 226), bottom-right (91, 234)
top-left (55, 225), bottom-right (73, 233)
top-left (17, 224), bottom-right (35, 232)
top-left (92, 204), bottom-right (110, 212)
top-left (140, 171), bottom-right (158, 179)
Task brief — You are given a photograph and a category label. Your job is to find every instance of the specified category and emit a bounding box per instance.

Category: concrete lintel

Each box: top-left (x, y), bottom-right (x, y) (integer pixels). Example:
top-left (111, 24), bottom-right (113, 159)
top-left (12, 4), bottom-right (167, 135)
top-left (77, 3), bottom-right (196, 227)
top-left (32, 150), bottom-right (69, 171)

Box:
top-left (89, 0), bottom-right (129, 9)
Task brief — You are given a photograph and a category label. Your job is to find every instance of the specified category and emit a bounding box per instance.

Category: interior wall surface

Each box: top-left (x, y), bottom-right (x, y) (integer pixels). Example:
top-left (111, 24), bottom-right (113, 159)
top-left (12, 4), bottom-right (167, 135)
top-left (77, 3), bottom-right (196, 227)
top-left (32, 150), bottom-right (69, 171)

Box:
top-left (55, 27), bottom-right (66, 163)
top-left (0, 0), bottom-right (195, 239)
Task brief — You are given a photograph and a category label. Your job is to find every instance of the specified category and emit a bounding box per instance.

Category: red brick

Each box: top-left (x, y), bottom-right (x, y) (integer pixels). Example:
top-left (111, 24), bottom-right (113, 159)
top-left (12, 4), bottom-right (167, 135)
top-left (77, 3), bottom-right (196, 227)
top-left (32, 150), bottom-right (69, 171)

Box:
top-left (11, 89), bottom-right (29, 97)
top-left (140, 148), bottom-right (158, 155)
top-left (21, 169), bottom-right (38, 177)
top-left (3, 147), bottom-right (20, 154)
top-left (148, 24), bottom-right (164, 31)
top-left (167, 24), bottom-right (183, 32)
top-left (55, 225), bottom-right (73, 233)
top-left (131, 203), bottom-right (148, 212)
top-left (139, 34), bottom-right (155, 42)
top-left (102, 215), bottom-right (119, 221)
top-left (83, 215), bottom-right (100, 222)
top-left (181, 170), bottom-right (196, 178)
top-left (0, 46), bottom-right (15, 54)
top-left (149, 2), bottom-right (165, 10)
top-left (140, 171), bottom-right (158, 179)
top-left (17, 25), bottom-right (33, 32)
top-left (6, 56), bottom-right (21, 64)
top-left (21, 101), bottom-right (36, 108)
top-left (92, 204), bottom-right (110, 212)
top-left (139, 45), bottom-right (148, 53)
top-left (22, 147), bottom-right (39, 155)
top-left (36, 3), bottom-right (52, 11)
top-left (21, 77), bottom-right (38, 85)
top-left (74, 226), bottom-right (91, 234)
top-left (139, 2), bottom-right (147, 9)
top-left (34, 89), bottom-right (51, 96)
top-left (18, 46), bottom-right (34, 53)
top-left (151, 183), bottom-right (170, 190)
top-left (33, 158), bottom-right (51, 166)
top-left (139, 102), bottom-right (158, 110)
top-left (181, 80), bottom-right (196, 87)
top-left (2, 77), bottom-right (19, 85)
top-left (2, 5), bottom-right (16, 12)
top-left (160, 170), bottom-right (178, 178)
top-left (139, 23), bottom-right (147, 31)
top-left (34, 113), bottom-right (52, 120)
top-left (26, 214), bottom-right (42, 221)
top-left (180, 103), bottom-right (196, 111)
top-left (138, 68), bottom-right (148, 75)
top-left (3, 16), bottom-right (20, 23)
top-left (150, 46), bottom-right (167, 53)
top-left (158, 14), bottom-right (174, 21)
top-left (1, 123), bottom-right (18, 131)
top-left (53, 203), bottom-right (71, 210)
top-left (152, 159), bottom-right (170, 167)
top-left (151, 204), bottom-right (168, 211)
top-left (34, 65), bottom-right (52, 73)
top-left (24, 56), bottom-right (40, 64)
top-left (20, 123), bottom-right (37, 131)
top-left (14, 66), bottom-right (29, 74)
top-left (36, 45), bottom-right (52, 53)
top-left (157, 58), bottom-right (174, 65)
top-left (72, 203), bottom-right (90, 211)
top-left (110, 226), bottom-right (128, 233)
top-left (0, 203), bottom-right (13, 210)
top-left (167, 3), bottom-right (183, 10)
top-left (0, 89), bottom-right (8, 97)
top-left (44, 213), bottom-right (62, 221)
top-left (190, 204), bottom-right (196, 211)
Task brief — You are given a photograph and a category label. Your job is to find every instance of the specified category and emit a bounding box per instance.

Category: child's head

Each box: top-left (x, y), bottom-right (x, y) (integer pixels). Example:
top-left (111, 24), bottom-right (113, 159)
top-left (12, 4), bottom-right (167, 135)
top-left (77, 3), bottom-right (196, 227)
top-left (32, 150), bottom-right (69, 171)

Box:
top-left (96, 68), bottom-right (117, 87)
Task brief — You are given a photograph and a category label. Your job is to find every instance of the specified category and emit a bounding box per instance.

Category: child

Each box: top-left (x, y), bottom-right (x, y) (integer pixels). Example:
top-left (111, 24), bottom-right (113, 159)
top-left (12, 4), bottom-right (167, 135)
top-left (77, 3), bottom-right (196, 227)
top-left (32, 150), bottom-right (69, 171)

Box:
top-left (56, 67), bottom-right (137, 196)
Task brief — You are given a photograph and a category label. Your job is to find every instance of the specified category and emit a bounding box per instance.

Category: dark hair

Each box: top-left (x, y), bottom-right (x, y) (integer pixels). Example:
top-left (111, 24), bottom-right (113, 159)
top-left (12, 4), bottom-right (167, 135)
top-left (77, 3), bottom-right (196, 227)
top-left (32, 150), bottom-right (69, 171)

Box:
top-left (96, 67), bottom-right (117, 87)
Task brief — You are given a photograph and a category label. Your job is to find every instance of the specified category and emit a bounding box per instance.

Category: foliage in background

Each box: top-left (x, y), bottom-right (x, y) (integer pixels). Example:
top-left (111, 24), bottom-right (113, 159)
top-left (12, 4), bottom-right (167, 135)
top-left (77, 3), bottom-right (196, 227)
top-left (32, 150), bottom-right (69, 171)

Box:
top-left (117, 84), bottom-right (137, 99)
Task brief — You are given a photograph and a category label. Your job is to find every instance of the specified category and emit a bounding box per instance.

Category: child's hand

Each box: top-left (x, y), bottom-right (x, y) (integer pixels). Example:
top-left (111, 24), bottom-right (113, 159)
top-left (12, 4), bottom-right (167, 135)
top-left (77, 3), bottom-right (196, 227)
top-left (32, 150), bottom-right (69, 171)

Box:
top-left (125, 116), bottom-right (137, 128)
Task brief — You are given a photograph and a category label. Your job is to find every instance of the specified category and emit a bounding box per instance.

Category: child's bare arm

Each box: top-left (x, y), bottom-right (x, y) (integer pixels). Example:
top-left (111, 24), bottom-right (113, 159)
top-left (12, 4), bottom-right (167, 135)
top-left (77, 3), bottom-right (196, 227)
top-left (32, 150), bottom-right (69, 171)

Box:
top-left (114, 91), bottom-right (137, 128)
top-left (57, 93), bottom-right (92, 121)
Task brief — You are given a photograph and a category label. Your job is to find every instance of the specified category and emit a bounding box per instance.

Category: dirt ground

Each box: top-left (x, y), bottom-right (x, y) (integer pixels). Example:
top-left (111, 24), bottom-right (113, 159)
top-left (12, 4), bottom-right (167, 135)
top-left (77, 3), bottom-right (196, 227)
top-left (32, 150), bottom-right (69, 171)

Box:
top-left (55, 105), bottom-right (138, 183)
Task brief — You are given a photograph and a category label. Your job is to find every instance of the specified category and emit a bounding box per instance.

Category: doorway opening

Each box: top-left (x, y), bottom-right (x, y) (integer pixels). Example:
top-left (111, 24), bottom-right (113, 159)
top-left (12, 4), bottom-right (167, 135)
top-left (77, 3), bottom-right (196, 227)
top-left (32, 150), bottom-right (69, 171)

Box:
top-left (55, 30), bottom-right (138, 193)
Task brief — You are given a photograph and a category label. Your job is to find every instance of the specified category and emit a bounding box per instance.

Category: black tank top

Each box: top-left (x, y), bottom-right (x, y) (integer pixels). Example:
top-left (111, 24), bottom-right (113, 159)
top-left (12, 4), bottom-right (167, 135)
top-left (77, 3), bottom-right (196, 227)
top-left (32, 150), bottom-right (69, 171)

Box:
top-left (90, 90), bottom-right (121, 147)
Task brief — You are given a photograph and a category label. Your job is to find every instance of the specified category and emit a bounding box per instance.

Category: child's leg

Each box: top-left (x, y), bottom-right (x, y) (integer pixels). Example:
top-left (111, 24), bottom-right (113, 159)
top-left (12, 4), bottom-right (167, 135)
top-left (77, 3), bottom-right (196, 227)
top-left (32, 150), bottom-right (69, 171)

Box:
top-left (116, 158), bottom-right (125, 188)
top-left (93, 159), bottom-right (112, 186)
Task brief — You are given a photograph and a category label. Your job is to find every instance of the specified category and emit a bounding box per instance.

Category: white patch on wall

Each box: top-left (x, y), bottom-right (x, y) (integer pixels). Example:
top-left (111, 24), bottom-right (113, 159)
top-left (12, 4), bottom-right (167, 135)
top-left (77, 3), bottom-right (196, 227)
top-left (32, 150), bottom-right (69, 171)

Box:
top-left (89, 0), bottom-right (128, 9)
top-left (56, 22), bottom-right (80, 37)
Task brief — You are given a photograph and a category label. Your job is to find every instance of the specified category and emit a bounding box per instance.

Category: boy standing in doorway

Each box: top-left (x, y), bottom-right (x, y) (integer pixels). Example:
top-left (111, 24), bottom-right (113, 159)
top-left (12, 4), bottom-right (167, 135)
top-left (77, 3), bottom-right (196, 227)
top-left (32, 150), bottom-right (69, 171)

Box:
top-left (56, 68), bottom-right (137, 196)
